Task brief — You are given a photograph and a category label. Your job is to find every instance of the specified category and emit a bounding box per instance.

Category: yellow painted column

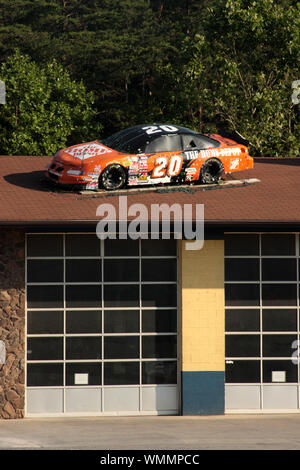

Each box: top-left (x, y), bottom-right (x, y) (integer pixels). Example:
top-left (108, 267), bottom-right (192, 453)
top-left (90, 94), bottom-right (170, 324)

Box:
top-left (180, 239), bottom-right (225, 414)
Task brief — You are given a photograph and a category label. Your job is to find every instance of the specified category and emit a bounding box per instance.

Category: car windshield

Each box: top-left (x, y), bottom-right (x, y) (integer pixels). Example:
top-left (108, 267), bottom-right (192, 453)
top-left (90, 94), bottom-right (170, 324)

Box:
top-left (100, 127), bottom-right (147, 153)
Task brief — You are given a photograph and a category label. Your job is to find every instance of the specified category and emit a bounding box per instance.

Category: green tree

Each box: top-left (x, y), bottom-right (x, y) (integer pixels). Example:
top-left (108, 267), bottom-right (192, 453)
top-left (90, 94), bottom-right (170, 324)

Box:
top-left (53, 0), bottom-right (177, 132)
top-left (0, 50), bottom-right (101, 155)
top-left (0, 0), bottom-right (184, 133)
top-left (174, 0), bottom-right (300, 156)
top-left (0, 0), bottom-right (299, 155)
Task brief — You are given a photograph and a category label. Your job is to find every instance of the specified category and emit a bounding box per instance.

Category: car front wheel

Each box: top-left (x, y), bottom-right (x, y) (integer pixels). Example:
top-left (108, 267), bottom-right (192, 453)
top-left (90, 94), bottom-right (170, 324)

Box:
top-left (100, 164), bottom-right (127, 191)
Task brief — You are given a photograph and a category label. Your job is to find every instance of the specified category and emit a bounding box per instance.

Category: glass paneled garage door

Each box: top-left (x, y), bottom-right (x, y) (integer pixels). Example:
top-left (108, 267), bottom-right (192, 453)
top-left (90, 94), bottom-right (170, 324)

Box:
top-left (225, 233), bottom-right (300, 412)
top-left (26, 234), bottom-right (178, 416)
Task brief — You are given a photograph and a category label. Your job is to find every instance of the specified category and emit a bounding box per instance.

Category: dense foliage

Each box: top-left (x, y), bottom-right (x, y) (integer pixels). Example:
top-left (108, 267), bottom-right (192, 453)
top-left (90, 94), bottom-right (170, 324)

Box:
top-left (0, 51), bottom-right (101, 155)
top-left (0, 0), bottom-right (299, 156)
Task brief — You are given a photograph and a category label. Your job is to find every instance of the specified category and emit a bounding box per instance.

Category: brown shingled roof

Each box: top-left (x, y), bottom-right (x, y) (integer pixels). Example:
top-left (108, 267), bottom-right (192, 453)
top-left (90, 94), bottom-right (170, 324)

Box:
top-left (0, 155), bottom-right (299, 226)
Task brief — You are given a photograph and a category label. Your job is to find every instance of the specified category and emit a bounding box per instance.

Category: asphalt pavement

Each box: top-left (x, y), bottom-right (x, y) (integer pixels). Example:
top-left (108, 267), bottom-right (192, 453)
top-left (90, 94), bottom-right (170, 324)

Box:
top-left (0, 414), bottom-right (300, 450)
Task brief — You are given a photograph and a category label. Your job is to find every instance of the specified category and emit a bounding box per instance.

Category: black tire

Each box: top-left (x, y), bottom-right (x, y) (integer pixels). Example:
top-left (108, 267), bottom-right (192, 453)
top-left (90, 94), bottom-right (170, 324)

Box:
top-left (100, 164), bottom-right (127, 191)
top-left (199, 158), bottom-right (224, 184)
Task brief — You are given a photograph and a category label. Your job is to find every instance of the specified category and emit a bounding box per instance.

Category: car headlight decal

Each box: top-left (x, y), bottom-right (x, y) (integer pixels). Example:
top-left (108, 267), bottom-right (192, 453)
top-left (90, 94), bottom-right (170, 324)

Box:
top-left (66, 169), bottom-right (83, 175)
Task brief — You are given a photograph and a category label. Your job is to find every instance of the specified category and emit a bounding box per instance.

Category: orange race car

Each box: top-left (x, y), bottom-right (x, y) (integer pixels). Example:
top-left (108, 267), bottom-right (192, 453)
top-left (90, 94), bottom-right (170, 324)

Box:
top-left (45, 124), bottom-right (253, 191)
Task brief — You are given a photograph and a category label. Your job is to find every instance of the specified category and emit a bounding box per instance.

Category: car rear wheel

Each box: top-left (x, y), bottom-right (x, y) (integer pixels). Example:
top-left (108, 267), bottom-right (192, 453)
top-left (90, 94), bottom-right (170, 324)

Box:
top-left (100, 164), bottom-right (127, 191)
top-left (199, 158), bottom-right (224, 184)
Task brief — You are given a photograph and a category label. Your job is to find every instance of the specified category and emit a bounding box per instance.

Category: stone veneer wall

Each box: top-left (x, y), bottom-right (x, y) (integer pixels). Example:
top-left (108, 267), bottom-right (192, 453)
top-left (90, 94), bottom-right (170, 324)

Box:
top-left (0, 228), bottom-right (25, 419)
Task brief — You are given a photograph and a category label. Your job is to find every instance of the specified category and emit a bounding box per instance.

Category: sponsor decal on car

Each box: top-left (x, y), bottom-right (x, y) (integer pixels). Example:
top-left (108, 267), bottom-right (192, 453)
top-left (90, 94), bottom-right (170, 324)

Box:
top-left (185, 167), bottom-right (197, 181)
top-left (184, 150), bottom-right (199, 160)
top-left (199, 147), bottom-right (241, 158)
top-left (185, 167), bottom-right (196, 174)
top-left (86, 172), bottom-right (99, 189)
top-left (86, 182), bottom-right (98, 189)
top-left (128, 156), bottom-right (139, 176)
top-left (66, 143), bottom-right (112, 160)
top-left (138, 156), bottom-right (148, 182)
top-left (128, 177), bottom-right (139, 186)
top-left (229, 159), bottom-right (240, 170)
top-left (139, 156), bottom-right (148, 168)
top-left (148, 175), bottom-right (171, 184)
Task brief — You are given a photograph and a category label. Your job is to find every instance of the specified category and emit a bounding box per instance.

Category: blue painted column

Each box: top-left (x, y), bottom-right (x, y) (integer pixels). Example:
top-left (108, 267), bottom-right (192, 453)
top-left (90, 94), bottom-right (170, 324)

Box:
top-left (181, 371), bottom-right (225, 415)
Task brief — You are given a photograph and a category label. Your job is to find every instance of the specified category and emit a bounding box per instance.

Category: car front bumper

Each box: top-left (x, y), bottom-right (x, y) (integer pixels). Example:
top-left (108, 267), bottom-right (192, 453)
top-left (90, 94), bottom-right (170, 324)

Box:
top-left (46, 164), bottom-right (100, 190)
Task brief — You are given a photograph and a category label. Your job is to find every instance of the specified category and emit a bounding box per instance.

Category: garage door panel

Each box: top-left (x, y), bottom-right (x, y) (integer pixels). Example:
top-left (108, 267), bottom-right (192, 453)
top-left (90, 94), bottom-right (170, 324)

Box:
top-left (27, 388), bottom-right (63, 414)
top-left (263, 385), bottom-right (298, 409)
top-left (225, 233), bottom-right (300, 412)
top-left (65, 388), bottom-right (102, 412)
top-left (26, 235), bottom-right (178, 416)
top-left (225, 385), bottom-right (261, 410)
top-left (104, 387), bottom-right (140, 412)
top-left (142, 386), bottom-right (177, 412)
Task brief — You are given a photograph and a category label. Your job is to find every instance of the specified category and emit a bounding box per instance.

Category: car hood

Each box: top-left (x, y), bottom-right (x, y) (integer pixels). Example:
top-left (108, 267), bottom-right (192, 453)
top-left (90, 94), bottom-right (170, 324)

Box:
top-left (55, 141), bottom-right (114, 166)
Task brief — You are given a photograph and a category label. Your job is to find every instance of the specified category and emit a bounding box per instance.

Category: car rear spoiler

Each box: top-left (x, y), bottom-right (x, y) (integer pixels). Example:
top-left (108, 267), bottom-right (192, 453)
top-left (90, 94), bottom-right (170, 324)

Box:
top-left (216, 129), bottom-right (250, 147)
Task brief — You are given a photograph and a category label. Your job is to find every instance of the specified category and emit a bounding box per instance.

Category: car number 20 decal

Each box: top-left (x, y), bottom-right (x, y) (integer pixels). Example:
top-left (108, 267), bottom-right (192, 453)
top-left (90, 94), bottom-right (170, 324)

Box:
top-left (152, 155), bottom-right (183, 178)
top-left (142, 125), bottom-right (178, 135)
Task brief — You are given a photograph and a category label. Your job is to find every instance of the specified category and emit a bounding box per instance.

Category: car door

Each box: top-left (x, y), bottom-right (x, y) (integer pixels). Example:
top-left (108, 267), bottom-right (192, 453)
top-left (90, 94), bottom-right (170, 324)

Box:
top-left (144, 134), bottom-right (183, 181)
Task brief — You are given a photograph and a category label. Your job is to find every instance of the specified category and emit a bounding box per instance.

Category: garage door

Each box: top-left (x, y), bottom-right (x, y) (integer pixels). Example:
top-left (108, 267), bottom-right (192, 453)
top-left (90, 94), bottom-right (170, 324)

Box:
top-left (26, 234), bottom-right (178, 416)
top-left (225, 233), bottom-right (300, 412)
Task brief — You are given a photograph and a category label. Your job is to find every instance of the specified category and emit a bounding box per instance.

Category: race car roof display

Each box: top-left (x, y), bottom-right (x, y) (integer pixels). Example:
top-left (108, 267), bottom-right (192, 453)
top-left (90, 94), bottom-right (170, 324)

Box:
top-left (45, 123), bottom-right (253, 191)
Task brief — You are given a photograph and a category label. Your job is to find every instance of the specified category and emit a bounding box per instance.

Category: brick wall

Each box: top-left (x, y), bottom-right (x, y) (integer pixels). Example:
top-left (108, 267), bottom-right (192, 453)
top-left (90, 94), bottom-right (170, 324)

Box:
top-left (0, 228), bottom-right (25, 419)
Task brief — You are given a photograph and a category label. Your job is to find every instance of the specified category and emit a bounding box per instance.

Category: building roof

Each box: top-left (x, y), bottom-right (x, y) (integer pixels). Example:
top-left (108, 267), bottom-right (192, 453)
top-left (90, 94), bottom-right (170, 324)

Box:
top-left (0, 155), bottom-right (299, 227)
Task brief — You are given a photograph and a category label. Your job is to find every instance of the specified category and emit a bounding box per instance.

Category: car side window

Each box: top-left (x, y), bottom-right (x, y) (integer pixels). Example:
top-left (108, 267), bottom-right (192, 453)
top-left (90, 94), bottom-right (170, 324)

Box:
top-left (120, 134), bottom-right (148, 154)
top-left (182, 134), bottom-right (220, 150)
top-left (145, 135), bottom-right (183, 153)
